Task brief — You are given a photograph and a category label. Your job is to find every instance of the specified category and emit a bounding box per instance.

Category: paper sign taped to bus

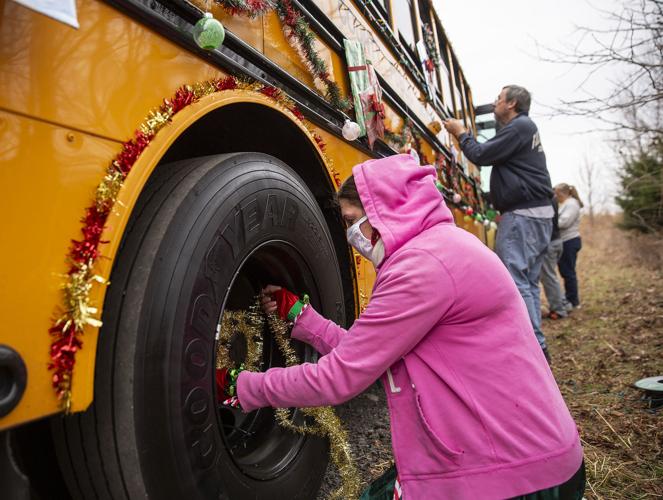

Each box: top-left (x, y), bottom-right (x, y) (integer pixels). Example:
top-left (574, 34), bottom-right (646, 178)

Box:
top-left (11, 0), bottom-right (79, 29)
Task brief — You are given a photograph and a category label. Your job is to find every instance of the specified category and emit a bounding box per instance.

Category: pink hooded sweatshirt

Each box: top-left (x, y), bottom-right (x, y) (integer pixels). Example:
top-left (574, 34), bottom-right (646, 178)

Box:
top-left (238, 154), bottom-right (583, 499)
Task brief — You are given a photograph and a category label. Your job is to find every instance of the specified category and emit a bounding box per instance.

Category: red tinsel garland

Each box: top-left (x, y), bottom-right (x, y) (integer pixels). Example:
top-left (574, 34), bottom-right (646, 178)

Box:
top-left (215, 0), bottom-right (275, 18)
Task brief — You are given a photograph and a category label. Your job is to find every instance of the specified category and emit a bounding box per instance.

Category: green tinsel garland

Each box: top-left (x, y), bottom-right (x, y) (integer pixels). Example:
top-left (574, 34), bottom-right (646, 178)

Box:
top-left (213, 0), bottom-right (350, 111)
top-left (275, 0), bottom-right (351, 111)
top-left (422, 23), bottom-right (441, 67)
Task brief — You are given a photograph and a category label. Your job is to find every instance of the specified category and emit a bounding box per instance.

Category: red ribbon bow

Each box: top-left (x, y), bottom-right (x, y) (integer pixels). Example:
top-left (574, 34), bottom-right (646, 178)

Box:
top-left (370, 94), bottom-right (385, 118)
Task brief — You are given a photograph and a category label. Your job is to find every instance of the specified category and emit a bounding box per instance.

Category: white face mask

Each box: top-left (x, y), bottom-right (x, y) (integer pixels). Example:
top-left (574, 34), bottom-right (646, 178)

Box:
top-left (346, 216), bottom-right (385, 267)
top-left (371, 238), bottom-right (385, 267)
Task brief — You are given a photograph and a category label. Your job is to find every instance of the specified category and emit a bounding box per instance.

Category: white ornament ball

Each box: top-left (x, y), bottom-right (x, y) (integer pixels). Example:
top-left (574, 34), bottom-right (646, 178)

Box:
top-left (483, 219), bottom-right (491, 227)
top-left (342, 119), bottom-right (361, 141)
top-left (452, 193), bottom-right (462, 204)
top-left (490, 221), bottom-right (498, 230)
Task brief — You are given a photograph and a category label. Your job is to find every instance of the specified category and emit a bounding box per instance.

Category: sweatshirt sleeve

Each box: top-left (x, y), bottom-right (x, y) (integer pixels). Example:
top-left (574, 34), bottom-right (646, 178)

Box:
top-left (558, 199), bottom-right (580, 229)
top-left (459, 125), bottom-right (523, 166)
top-left (290, 306), bottom-right (347, 355)
top-left (237, 250), bottom-right (454, 412)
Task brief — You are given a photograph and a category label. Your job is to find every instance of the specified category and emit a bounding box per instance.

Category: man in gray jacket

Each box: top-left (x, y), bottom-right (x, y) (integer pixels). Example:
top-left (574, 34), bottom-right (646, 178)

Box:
top-left (444, 85), bottom-right (554, 363)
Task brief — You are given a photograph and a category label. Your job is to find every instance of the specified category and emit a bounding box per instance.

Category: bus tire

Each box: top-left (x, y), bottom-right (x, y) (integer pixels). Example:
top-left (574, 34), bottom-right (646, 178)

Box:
top-left (52, 152), bottom-right (346, 500)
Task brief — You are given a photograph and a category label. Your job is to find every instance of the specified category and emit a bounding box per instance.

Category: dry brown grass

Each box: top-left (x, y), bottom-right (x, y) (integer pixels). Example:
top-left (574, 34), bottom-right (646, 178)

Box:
top-left (544, 215), bottom-right (663, 499)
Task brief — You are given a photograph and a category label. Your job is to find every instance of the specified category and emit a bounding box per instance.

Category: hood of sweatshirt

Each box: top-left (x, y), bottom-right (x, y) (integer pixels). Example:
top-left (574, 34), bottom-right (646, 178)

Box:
top-left (352, 154), bottom-right (454, 260)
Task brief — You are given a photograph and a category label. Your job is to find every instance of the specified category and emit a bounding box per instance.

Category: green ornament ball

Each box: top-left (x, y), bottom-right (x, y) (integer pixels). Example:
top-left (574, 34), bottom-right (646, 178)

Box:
top-left (193, 13), bottom-right (225, 51)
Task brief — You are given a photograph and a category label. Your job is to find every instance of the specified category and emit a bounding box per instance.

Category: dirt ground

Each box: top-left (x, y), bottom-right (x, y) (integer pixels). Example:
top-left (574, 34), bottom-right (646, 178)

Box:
top-left (545, 216), bottom-right (663, 499)
top-left (319, 215), bottom-right (663, 499)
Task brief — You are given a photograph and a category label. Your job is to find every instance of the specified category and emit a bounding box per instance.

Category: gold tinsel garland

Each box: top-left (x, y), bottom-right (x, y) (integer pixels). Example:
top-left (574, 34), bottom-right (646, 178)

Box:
top-left (217, 299), bottom-right (361, 499)
top-left (215, 302), bottom-right (264, 372)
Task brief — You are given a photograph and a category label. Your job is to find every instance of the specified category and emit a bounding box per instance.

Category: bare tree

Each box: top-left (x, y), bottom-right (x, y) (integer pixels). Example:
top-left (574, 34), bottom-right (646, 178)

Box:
top-left (537, 0), bottom-right (662, 230)
top-left (578, 154), bottom-right (610, 222)
top-left (539, 0), bottom-right (663, 144)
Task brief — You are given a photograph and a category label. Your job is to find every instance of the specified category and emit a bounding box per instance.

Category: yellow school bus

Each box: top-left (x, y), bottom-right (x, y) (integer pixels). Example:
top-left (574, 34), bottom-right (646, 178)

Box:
top-left (0, 0), bottom-right (494, 497)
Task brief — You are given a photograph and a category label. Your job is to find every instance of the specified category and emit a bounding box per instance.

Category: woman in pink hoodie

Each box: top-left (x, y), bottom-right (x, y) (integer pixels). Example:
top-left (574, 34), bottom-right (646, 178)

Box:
top-left (231, 155), bottom-right (584, 499)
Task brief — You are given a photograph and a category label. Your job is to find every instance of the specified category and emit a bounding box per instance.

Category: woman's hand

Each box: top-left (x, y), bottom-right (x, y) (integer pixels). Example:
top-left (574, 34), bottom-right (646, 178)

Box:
top-left (260, 285), bottom-right (301, 320)
top-left (260, 285), bottom-right (282, 315)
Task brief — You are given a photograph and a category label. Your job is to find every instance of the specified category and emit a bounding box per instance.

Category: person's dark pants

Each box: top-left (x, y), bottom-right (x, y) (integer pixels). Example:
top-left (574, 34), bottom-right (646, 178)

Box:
top-left (510, 460), bottom-right (586, 500)
top-left (361, 461), bottom-right (586, 499)
top-left (558, 237), bottom-right (582, 307)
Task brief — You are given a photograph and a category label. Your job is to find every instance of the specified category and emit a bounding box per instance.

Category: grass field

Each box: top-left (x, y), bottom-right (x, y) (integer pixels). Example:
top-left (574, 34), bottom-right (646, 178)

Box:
top-left (544, 216), bottom-right (663, 499)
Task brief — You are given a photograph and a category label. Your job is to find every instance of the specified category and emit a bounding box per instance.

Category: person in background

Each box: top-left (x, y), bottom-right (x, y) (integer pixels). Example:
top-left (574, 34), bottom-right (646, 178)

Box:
top-left (220, 155), bottom-right (585, 500)
top-left (541, 196), bottom-right (568, 320)
top-left (444, 85), bottom-right (554, 363)
top-left (555, 183), bottom-right (584, 310)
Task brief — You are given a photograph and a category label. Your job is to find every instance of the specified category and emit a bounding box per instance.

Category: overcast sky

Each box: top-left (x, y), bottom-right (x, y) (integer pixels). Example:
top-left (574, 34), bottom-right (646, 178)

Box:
top-left (435, 0), bottom-right (622, 210)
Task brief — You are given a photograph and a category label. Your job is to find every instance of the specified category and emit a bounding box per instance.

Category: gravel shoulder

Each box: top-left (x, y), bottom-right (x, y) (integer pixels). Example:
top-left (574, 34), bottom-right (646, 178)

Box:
top-left (317, 382), bottom-right (392, 498)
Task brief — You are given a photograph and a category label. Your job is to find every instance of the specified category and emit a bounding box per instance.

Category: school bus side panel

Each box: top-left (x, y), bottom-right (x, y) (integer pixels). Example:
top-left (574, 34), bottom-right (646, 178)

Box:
top-left (0, 1), bottom-right (361, 429)
top-left (0, 110), bottom-right (119, 429)
top-left (0, 1), bottom-right (222, 142)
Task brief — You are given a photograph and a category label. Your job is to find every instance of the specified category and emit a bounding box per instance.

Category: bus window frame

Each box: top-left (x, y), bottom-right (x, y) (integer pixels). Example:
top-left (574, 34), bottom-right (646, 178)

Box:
top-left (372, 0), bottom-right (390, 24)
top-left (448, 53), bottom-right (464, 119)
top-left (435, 26), bottom-right (455, 116)
top-left (415, 0), bottom-right (442, 102)
top-left (457, 71), bottom-right (469, 126)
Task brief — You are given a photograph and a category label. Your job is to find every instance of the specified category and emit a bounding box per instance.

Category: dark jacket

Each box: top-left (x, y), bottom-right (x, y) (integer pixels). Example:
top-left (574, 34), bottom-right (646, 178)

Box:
top-left (459, 113), bottom-right (553, 212)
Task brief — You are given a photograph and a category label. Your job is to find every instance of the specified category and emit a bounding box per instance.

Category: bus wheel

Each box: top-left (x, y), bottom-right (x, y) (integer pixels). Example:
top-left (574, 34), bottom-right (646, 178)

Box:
top-left (52, 153), bottom-right (346, 500)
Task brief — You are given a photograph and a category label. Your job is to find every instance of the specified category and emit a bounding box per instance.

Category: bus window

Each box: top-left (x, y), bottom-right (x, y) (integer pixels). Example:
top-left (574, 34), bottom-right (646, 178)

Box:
top-left (392, 0), bottom-right (418, 52)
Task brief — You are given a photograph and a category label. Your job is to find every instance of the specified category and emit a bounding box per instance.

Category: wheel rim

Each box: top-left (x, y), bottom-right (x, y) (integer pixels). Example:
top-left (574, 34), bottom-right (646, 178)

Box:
top-left (214, 240), bottom-right (317, 480)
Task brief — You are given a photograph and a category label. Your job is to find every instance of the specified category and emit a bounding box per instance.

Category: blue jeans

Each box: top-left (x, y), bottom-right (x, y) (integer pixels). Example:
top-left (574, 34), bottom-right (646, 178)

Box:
top-left (541, 238), bottom-right (567, 315)
top-left (559, 237), bottom-right (582, 306)
top-left (495, 212), bottom-right (553, 349)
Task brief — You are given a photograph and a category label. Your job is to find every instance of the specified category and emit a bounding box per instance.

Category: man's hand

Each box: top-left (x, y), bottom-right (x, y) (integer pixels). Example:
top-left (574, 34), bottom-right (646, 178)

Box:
top-left (443, 119), bottom-right (467, 138)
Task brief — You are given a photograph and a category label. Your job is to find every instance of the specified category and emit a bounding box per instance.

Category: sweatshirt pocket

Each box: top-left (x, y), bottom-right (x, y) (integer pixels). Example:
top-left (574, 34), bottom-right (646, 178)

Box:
top-left (415, 394), bottom-right (464, 461)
